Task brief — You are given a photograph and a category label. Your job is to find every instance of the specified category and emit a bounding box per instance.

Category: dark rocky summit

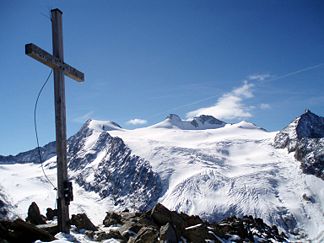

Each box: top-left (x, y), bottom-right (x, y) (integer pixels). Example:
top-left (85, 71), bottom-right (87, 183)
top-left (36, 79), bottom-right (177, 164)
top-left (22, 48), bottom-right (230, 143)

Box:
top-left (274, 110), bottom-right (324, 179)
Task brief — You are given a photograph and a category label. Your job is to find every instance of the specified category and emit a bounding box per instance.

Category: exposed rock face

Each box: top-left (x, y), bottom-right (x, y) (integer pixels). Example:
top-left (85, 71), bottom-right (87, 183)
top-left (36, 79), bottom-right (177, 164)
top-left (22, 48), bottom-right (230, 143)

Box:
top-left (0, 119), bottom-right (163, 211)
top-left (274, 110), bottom-right (324, 179)
top-left (67, 122), bottom-right (162, 210)
top-left (191, 115), bottom-right (226, 129)
top-left (152, 114), bottom-right (226, 130)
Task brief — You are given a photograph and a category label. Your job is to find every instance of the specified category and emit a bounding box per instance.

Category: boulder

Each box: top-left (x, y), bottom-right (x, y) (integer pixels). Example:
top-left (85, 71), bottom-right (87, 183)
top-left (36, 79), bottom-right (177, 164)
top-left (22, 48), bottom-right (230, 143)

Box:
top-left (46, 208), bottom-right (58, 220)
top-left (25, 202), bottom-right (46, 225)
top-left (91, 230), bottom-right (126, 242)
top-left (103, 212), bottom-right (122, 226)
top-left (183, 223), bottom-right (213, 243)
top-left (36, 223), bottom-right (59, 236)
top-left (119, 220), bottom-right (142, 239)
top-left (302, 193), bottom-right (315, 203)
top-left (70, 213), bottom-right (97, 231)
top-left (0, 218), bottom-right (56, 242)
top-left (178, 212), bottom-right (203, 228)
top-left (132, 226), bottom-right (159, 243)
top-left (150, 203), bottom-right (172, 226)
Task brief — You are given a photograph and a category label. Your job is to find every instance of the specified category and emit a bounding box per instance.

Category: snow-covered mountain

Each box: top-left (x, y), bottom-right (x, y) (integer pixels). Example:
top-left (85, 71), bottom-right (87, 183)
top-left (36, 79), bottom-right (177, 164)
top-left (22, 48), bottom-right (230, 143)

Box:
top-left (151, 114), bottom-right (226, 130)
top-left (0, 112), bottom-right (323, 241)
top-left (274, 110), bottom-right (324, 179)
top-left (0, 141), bottom-right (56, 164)
top-left (67, 119), bottom-right (162, 210)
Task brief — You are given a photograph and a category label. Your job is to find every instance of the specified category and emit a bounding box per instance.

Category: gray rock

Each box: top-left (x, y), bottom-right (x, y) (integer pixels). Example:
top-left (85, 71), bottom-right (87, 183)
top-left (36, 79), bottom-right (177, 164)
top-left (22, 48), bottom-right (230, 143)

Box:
top-left (159, 222), bottom-right (177, 243)
top-left (132, 226), bottom-right (159, 243)
top-left (0, 218), bottom-right (56, 242)
top-left (70, 213), bottom-right (97, 231)
top-left (150, 203), bottom-right (172, 226)
top-left (183, 223), bottom-right (212, 243)
top-left (103, 212), bottom-right (122, 226)
top-left (119, 220), bottom-right (142, 239)
top-left (274, 110), bottom-right (324, 180)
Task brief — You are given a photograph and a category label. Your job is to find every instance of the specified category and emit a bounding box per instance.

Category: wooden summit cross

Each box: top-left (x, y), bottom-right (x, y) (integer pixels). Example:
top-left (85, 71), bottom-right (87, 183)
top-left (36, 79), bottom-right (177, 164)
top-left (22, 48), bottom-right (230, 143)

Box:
top-left (25, 9), bottom-right (84, 233)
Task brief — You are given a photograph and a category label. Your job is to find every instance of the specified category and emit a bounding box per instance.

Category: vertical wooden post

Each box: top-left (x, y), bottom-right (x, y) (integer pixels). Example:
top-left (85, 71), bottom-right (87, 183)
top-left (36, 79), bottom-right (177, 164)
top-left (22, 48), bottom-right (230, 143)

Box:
top-left (51, 8), bottom-right (69, 233)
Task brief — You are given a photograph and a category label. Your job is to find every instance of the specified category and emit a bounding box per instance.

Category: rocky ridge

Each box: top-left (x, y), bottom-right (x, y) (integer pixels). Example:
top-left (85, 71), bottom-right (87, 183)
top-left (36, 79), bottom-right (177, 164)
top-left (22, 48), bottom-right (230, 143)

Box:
top-left (0, 141), bottom-right (56, 164)
top-left (274, 110), bottom-right (324, 179)
top-left (67, 120), bottom-right (163, 210)
top-left (151, 114), bottom-right (227, 130)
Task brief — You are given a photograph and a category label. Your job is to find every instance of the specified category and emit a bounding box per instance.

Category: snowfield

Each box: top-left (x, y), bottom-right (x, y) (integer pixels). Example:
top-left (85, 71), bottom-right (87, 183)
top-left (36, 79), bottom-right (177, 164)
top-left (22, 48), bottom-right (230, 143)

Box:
top-left (107, 118), bottom-right (324, 239)
top-left (0, 114), bottom-right (323, 241)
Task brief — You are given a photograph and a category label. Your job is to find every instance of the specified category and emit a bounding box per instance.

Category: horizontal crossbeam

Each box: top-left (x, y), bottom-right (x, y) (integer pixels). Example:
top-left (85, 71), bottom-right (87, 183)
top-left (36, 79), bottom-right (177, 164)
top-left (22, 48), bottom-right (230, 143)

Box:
top-left (25, 43), bottom-right (84, 82)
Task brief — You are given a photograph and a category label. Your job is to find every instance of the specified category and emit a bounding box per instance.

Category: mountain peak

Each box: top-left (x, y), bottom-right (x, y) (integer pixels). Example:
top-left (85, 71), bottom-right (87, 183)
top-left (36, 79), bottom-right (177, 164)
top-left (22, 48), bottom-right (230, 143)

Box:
top-left (276, 110), bottom-right (324, 141)
top-left (152, 114), bottom-right (226, 130)
top-left (296, 110), bottom-right (324, 139)
top-left (191, 115), bottom-right (226, 128)
top-left (166, 114), bottom-right (182, 122)
top-left (85, 119), bottom-right (122, 132)
top-left (274, 110), bottom-right (324, 151)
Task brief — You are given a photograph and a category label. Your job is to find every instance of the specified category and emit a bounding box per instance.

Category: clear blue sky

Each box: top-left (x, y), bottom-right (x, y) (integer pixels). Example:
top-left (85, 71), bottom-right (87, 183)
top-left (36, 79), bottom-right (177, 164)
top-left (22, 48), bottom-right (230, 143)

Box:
top-left (1, 0), bottom-right (324, 155)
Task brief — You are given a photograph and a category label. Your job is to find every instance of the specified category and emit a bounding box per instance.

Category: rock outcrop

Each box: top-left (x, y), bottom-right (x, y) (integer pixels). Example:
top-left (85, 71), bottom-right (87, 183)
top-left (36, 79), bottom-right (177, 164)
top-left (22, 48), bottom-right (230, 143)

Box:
top-left (86, 203), bottom-right (287, 243)
top-left (25, 202), bottom-right (46, 225)
top-left (67, 121), bottom-right (163, 210)
top-left (274, 110), bottom-right (324, 179)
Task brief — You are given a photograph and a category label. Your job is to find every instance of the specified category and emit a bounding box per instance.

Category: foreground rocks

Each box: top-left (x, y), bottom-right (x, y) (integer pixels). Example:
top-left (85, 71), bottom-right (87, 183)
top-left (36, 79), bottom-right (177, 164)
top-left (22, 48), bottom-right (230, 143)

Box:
top-left (0, 202), bottom-right (287, 242)
top-left (87, 203), bottom-right (287, 243)
top-left (71, 213), bottom-right (98, 231)
top-left (0, 218), bottom-right (56, 242)
top-left (25, 202), bottom-right (46, 225)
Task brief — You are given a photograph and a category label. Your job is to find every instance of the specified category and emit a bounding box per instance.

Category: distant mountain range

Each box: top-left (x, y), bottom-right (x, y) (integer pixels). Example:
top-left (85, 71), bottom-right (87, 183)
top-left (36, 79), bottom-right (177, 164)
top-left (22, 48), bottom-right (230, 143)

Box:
top-left (0, 111), bottom-right (323, 240)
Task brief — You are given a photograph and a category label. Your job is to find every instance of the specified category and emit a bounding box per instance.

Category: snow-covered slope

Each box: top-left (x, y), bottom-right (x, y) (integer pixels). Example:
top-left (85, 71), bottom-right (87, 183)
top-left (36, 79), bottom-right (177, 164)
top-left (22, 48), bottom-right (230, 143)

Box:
top-left (0, 183), bottom-right (16, 220)
top-left (0, 161), bottom-right (109, 225)
top-left (107, 116), bottom-right (323, 239)
top-left (0, 113), bottom-right (323, 241)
